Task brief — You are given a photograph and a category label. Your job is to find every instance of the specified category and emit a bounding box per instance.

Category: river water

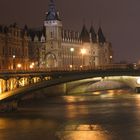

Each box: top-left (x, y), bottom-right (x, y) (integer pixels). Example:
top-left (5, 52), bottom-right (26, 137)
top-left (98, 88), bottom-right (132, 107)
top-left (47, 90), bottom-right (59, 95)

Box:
top-left (0, 89), bottom-right (140, 140)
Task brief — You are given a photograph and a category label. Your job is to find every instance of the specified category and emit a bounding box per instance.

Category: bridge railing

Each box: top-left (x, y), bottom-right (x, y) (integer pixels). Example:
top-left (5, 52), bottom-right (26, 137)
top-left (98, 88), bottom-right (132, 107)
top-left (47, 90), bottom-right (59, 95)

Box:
top-left (0, 63), bottom-right (138, 73)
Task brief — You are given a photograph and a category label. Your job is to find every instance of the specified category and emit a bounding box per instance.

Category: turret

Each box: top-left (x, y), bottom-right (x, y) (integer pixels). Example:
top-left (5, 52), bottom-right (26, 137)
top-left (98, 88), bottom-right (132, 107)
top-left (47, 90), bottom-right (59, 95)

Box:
top-left (89, 25), bottom-right (96, 43)
top-left (80, 24), bottom-right (89, 42)
top-left (97, 27), bottom-right (106, 43)
top-left (44, 0), bottom-right (62, 41)
top-left (44, 0), bottom-right (62, 68)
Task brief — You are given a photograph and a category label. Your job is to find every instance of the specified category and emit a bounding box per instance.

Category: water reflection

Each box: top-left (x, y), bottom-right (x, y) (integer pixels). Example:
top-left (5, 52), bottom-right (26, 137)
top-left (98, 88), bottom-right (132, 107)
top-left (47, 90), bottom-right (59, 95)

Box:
top-left (1, 89), bottom-right (140, 140)
top-left (0, 118), bottom-right (59, 140)
top-left (56, 124), bottom-right (114, 140)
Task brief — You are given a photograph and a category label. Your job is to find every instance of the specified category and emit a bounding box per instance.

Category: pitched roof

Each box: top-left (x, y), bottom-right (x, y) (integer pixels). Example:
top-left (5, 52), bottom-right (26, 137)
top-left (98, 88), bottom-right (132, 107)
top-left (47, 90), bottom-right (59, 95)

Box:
top-left (28, 27), bottom-right (46, 41)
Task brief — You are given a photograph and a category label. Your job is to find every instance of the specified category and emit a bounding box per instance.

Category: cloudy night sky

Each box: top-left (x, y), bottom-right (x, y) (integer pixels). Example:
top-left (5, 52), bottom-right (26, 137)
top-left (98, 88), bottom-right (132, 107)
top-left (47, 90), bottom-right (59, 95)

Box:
top-left (0, 0), bottom-right (140, 63)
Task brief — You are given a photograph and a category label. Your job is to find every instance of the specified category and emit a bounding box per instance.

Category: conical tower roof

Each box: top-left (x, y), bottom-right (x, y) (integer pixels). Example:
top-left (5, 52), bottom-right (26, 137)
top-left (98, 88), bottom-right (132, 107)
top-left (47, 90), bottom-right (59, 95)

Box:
top-left (89, 25), bottom-right (96, 42)
top-left (98, 27), bottom-right (106, 43)
top-left (80, 24), bottom-right (89, 42)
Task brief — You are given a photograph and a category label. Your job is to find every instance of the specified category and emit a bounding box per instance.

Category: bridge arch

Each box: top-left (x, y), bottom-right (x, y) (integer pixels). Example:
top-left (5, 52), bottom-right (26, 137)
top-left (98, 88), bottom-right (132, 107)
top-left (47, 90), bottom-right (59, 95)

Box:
top-left (1, 69), bottom-right (140, 103)
top-left (65, 77), bottom-right (131, 95)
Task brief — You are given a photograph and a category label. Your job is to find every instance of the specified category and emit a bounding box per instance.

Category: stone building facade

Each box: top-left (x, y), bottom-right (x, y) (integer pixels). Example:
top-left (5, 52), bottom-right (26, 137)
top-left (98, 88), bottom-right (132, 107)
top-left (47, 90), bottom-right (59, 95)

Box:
top-left (0, 23), bottom-right (29, 70)
top-left (29, 0), bottom-right (113, 69)
top-left (0, 0), bottom-right (113, 70)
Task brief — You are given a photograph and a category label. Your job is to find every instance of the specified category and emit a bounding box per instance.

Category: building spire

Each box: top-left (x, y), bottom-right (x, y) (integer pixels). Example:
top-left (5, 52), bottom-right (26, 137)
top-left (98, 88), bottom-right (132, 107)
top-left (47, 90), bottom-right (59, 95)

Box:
top-left (98, 26), bottom-right (106, 43)
top-left (49, 0), bottom-right (56, 12)
top-left (46, 0), bottom-right (61, 21)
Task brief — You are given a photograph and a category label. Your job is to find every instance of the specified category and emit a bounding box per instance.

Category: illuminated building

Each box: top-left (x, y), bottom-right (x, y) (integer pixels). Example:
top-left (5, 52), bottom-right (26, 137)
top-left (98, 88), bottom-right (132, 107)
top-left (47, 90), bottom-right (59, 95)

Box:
top-left (28, 0), bottom-right (113, 68)
top-left (0, 0), bottom-right (113, 70)
top-left (0, 23), bottom-right (29, 69)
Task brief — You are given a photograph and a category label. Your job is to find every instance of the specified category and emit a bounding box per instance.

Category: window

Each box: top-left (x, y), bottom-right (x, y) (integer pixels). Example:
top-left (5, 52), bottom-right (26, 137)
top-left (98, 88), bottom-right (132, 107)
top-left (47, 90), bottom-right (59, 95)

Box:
top-left (50, 42), bottom-right (53, 49)
top-left (50, 32), bottom-right (53, 38)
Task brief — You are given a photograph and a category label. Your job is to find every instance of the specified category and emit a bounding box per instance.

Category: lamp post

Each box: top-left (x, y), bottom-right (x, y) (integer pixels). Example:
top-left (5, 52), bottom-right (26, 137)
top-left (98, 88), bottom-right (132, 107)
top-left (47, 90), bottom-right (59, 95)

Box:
top-left (80, 48), bottom-right (86, 67)
top-left (12, 55), bottom-right (15, 70)
top-left (70, 48), bottom-right (74, 68)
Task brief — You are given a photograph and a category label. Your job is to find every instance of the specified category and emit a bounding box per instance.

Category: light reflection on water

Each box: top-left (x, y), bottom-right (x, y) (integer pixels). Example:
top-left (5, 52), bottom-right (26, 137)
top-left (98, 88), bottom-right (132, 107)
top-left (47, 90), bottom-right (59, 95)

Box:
top-left (56, 124), bottom-right (113, 140)
top-left (1, 89), bottom-right (140, 139)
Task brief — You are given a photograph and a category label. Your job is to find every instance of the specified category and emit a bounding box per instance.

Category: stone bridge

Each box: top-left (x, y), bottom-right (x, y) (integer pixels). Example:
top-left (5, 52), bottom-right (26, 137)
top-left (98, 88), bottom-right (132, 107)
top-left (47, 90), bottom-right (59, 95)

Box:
top-left (0, 68), bottom-right (140, 111)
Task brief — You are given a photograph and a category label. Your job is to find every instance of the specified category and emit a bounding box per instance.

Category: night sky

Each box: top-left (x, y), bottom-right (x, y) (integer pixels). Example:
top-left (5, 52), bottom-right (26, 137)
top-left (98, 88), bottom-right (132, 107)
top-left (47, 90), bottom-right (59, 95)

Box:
top-left (0, 0), bottom-right (140, 63)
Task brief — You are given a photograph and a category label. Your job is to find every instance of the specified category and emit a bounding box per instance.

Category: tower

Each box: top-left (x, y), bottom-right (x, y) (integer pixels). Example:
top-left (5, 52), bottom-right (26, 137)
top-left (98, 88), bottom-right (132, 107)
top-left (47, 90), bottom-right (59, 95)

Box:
top-left (80, 24), bottom-right (89, 42)
top-left (44, 0), bottom-right (62, 68)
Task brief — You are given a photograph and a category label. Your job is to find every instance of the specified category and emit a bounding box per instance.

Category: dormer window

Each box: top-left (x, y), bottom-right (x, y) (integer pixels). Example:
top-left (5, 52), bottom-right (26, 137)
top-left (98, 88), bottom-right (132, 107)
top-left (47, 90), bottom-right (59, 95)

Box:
top-left (41, 35), bottom-right (45, 42)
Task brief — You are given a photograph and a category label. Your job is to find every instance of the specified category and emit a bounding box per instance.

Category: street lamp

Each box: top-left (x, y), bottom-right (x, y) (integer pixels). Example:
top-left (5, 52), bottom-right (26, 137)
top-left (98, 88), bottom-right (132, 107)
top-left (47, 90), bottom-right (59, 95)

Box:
top-left (31, 62), bottom-right (35, 67)
top-left (30, 62), bottom-right (35, 69)
top-left (13, 55), bottom-right (15, 70)
top-left (17, 63), bottom-right (22, 69)
top-left (80, 48), bottom-right (86, 66)
top-left (110, 55), bottom-right (113, 63)
top-left (30, 65), bottom-right (34, 69)
top-left (70, 48), bottom-right (74, 68)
